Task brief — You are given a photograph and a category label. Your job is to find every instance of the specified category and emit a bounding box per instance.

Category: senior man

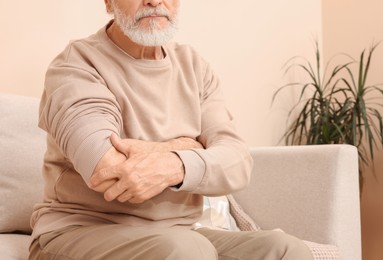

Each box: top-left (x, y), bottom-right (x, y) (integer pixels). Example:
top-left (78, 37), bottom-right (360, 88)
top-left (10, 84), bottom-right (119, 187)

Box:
top-left (29, 0), bottom-right (313, 259)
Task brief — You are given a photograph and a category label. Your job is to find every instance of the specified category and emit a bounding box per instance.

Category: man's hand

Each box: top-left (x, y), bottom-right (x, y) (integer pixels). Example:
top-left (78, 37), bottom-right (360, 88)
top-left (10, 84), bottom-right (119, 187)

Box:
top-left (89, 134), bottom-right (203, 203)
top-left (90, 151), bottom-right (184, 203)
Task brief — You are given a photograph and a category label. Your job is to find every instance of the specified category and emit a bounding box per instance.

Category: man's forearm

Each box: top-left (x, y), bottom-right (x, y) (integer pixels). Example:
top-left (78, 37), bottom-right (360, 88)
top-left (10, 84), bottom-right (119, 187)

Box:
top-left (89, 134), bottom-right (203, 200)
top-left (111, 135), bottom-right (203, 156)
top-left (167, 137), bottom-right (204, 151)
top-left (94, 135), bottom-right (202, 174)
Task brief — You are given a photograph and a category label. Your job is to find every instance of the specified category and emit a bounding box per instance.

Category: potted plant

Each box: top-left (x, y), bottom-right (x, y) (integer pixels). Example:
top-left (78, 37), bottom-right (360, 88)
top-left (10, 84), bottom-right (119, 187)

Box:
top-left (272, 42), bottom-right (383, 186)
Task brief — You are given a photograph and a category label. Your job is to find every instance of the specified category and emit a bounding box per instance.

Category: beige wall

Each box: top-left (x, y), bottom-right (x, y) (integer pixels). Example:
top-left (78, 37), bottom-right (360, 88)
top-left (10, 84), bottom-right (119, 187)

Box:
top-left (0, 0), bottom-right (322, 147)
top-left (0, 1), bottom-right (109, 97)
top-left (322, 1), bottom-right (383, 259)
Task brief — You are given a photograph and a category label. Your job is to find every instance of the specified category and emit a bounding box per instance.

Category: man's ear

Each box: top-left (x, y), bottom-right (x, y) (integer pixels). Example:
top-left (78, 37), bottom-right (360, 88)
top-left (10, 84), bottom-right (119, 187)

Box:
top-left (104, 0), bottom-right (114, 14)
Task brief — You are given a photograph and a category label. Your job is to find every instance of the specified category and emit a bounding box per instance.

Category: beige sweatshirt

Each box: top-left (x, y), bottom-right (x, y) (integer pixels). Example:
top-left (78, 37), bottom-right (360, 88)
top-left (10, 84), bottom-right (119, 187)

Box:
top-left (31, 21), bottom-right (253, 239)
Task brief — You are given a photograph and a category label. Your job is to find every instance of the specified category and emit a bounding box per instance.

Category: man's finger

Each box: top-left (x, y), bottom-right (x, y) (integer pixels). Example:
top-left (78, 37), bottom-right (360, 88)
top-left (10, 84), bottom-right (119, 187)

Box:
top-left (110, 133), bottom-right (129, 156)
top-left (90, 178), bottom-right (117, 193)
top-left (90, 166), bottom-right (119, 188)
top-left (117, 190), bottom-right (134, 203)
top-left (104, 180), bottom-right (128, 202)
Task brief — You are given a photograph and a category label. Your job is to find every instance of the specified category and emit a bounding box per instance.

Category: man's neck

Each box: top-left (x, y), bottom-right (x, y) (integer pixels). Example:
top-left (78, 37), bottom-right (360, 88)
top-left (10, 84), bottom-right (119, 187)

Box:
top-left (106, 22), bottom-right (163, 60)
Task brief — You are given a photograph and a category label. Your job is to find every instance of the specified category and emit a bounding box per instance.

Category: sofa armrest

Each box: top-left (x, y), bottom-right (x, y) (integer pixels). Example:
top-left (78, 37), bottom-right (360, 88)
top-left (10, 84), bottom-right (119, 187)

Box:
top-left (232, 144), bottom-right (361, 260)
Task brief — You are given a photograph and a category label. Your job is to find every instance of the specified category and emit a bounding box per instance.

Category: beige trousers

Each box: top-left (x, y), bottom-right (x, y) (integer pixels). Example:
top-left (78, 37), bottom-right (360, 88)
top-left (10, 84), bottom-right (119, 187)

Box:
top-left (29, 224), bottom-right (313, 260)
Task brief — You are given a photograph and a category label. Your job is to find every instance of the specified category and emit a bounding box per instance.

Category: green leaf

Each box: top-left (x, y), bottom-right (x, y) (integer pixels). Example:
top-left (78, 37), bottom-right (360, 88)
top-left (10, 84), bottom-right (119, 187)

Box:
top-left (272, 41), bottom-right (383, 181)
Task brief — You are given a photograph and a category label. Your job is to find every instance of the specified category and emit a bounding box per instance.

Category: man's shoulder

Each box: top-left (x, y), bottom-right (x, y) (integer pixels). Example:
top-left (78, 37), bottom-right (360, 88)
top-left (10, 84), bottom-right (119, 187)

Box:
top-left (66, 29), bottom-right (104, 52)
top-left (50, 27), bottom-right (107, 65)
top-left (165, 42), bottom-right (206, 64)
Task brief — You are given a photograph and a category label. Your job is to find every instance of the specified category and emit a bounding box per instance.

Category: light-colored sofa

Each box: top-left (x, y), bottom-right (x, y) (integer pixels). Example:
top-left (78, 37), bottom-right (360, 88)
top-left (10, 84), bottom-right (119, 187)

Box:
top-left (0, 93), bottom-right (361, 260)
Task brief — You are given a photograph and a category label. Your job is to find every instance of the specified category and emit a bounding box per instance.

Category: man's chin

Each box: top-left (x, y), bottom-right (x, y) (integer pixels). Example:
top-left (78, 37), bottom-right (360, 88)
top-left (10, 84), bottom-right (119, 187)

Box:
top-left (139, 16), bottom-right (170, 25)
top-left (124, 28), bottom-right (177, 47)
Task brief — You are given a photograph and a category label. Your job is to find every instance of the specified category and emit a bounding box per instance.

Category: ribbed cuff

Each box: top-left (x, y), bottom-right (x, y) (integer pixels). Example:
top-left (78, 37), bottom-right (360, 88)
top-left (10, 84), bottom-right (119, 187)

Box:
top-left (72, 130), bottom-right (114, 184)
top-left (171, 150), bottom-right (206, 192)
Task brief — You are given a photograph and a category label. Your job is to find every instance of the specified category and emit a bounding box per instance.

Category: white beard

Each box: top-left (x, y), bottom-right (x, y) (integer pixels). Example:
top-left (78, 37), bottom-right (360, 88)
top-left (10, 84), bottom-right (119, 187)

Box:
top-left (112, 5), bottom-right (179, 47)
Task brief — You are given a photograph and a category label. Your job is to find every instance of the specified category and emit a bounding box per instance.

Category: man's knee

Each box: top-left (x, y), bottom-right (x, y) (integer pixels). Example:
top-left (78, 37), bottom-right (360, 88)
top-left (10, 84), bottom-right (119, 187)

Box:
top-left (152, 229), bottom-right (218, 260)
top-left (261, 231), bottom-right (313, 260)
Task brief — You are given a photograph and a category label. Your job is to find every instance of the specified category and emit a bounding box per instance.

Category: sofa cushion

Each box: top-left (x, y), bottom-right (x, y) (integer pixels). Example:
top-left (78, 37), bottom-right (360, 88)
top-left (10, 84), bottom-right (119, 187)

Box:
top-left (0, 234), bottom-right (30, 260)
top-left (227, 194), bottom-right (261, 231)
top-left (0, 93), bottom-right (46, 234)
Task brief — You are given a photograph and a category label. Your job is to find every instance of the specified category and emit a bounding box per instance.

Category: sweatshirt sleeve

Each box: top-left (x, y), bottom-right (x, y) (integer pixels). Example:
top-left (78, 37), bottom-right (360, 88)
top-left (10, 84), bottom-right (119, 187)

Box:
top-left (174, 62), bottom-right (253, 196)
top-left (39, 49), bottom-right (122, 183)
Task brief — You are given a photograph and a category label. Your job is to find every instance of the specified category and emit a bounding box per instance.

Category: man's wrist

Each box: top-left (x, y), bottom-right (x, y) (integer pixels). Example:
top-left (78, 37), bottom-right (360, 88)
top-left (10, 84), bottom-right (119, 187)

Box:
top-left (168, 152), bottom-right (185, 188)
top-left (168, 137), bottom-right (203, 151)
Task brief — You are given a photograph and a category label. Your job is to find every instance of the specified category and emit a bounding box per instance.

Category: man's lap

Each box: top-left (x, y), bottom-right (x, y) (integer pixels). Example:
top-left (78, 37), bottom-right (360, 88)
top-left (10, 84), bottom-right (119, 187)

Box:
top-left (29, 225), bottom-right (313, 260)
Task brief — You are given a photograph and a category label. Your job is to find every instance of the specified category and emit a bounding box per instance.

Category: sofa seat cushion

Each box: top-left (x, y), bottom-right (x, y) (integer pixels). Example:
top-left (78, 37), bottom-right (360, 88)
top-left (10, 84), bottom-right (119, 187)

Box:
top-left (303, 241), bottom-right (340, 260)
top-left (0, 234), bottom-right (31, 260)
